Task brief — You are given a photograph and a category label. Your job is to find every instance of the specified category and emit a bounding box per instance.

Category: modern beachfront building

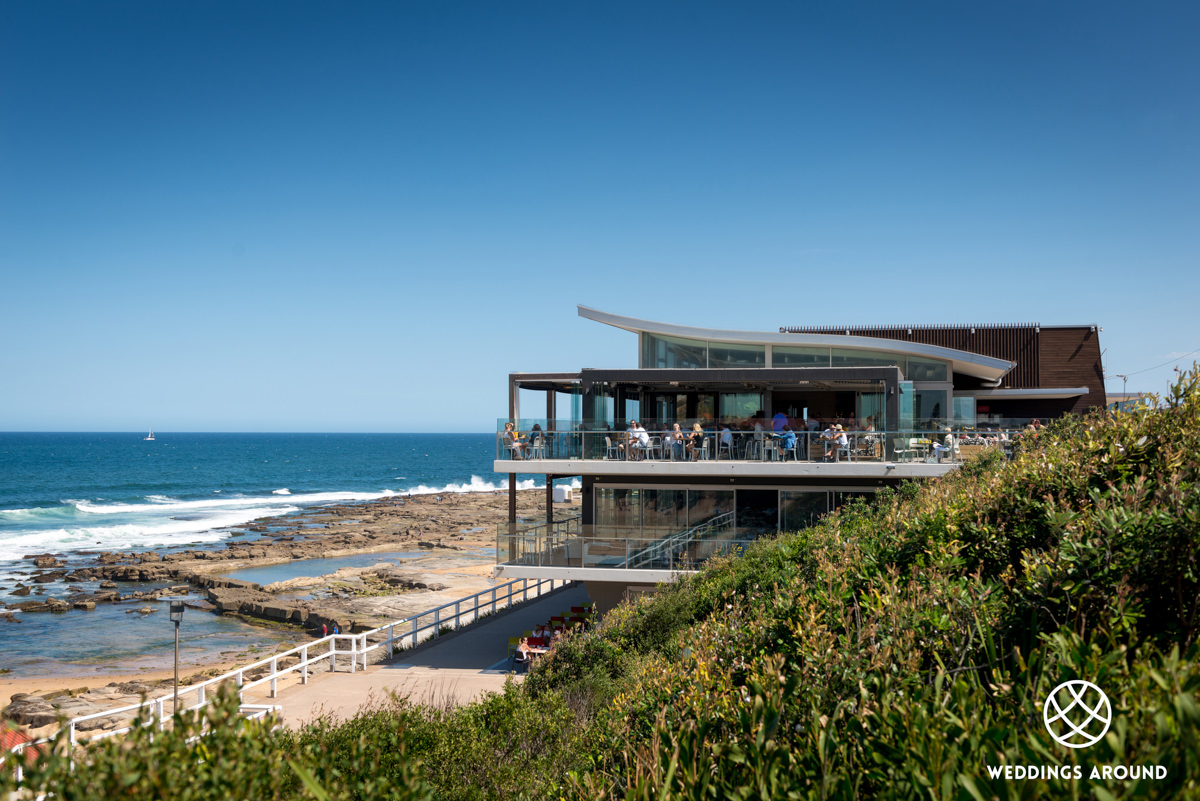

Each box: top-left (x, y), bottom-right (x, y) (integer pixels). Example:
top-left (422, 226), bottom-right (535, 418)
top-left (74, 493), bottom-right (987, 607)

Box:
top-left (494, 306), bottom-right (1105, 609)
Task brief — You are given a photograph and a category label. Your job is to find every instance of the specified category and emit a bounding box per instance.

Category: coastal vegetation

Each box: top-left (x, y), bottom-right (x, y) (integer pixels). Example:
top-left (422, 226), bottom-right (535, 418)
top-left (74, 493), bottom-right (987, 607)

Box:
top-left (5, 368), bottom-right (1199, 799)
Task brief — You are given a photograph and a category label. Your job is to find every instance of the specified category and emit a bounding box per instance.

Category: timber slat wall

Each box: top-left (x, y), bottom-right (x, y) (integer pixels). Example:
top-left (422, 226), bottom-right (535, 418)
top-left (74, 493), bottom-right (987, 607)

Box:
top-left (779, 323), bottom-right (1040, 387)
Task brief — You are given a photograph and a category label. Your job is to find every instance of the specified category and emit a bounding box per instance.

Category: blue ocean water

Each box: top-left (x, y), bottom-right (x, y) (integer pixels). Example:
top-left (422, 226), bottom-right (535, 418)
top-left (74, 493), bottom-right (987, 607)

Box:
top-left (0, 432), bottom-right (555, 677)
top-left (0, 432), bottom-right (533, 564)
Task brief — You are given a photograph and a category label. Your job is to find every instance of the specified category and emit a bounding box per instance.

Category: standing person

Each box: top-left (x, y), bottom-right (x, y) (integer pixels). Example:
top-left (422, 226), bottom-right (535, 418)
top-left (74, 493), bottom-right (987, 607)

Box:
top-left (772, 411), bottom-right (788, 431)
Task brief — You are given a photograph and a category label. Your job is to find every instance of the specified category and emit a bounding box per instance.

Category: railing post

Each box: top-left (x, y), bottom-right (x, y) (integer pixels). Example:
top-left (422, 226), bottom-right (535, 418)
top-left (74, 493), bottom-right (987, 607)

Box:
top-left (349, 635), bottom-right (357, 673)
top-left (433, 608), bottom-right (440, 638)
top-left (302, 645), bottom-right (309, 684)
top-left (361, 634), bottom-right (368, 670)
top-left (329, 637), bottom-right (336, 671)
top-left (387, 624), bottom-right (394, 658)
top-left (491, 586), bottom-right (497, 614)
top-left (270, 657), bottom-right (278, 698)
top-left (411, 617), bottom-right (418, 648)
top-left (198, 684), bottom-right (206, 707)
top-left (155, 698), bottom-right (165, 731)
top-left (454, 601), bottom-right (460, 630)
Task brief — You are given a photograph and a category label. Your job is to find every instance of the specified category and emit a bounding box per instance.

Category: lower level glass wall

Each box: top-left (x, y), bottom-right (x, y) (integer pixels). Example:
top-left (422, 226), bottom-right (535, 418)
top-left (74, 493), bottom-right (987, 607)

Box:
top-left (596, 486), bottom-right (875, 540)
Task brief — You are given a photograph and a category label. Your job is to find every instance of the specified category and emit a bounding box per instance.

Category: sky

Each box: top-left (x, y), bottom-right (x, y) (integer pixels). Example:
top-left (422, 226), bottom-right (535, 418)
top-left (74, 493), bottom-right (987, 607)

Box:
top-left (1, 1), bottom-right (1197, 433)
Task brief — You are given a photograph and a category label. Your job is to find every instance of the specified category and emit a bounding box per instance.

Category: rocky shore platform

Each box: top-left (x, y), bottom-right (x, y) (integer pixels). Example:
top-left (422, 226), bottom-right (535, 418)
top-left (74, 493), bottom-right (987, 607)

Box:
top-left (2, 488), bottom-right (579, 734)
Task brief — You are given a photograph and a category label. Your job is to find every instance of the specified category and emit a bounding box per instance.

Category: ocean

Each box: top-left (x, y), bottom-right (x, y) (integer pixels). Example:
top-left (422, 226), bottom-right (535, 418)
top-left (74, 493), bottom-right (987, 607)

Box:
top-left (0, 432), bottom-right (552, 678)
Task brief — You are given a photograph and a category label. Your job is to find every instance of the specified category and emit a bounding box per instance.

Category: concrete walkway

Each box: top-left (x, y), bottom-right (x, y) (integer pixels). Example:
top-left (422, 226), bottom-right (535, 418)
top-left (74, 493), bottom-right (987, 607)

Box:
top-left (261, 584), bottom-right (590, 727)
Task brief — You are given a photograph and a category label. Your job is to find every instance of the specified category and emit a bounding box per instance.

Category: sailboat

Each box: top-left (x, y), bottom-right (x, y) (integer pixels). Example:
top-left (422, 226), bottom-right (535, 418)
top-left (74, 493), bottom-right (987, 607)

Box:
top-left (145, 428), bottom-right (155, 441)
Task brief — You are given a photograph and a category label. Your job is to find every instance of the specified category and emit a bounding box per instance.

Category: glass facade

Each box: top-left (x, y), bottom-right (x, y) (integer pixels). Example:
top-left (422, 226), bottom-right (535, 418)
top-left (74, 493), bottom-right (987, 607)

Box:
top-left (772, 345), bottom-right (830, 368)
top-left (595, 486), bottom-right (874, 538)
top-left (830, 348), bottom-right (903, 369)
top-left (719, 392), bottom-right (764, 419)
top-left (641, 333), bottom-right (707, 368)
top-left (913, 388), bottom-right (948, 424)
top-left (906, 355), bottom-right (949, 382)
top-left (709, 343), bottom-right (765, 368)
top-left (780, 491), bottom-right (828, 531)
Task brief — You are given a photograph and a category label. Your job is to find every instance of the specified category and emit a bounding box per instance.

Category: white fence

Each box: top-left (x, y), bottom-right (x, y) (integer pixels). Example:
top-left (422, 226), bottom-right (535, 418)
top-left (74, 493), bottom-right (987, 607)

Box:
top-left (2, 576), bottom-right (573, 782)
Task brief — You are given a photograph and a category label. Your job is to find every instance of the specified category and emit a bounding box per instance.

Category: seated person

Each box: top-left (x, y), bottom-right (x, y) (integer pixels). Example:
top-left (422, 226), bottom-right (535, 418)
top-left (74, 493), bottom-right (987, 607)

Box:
top-left (686, 423), bottom-right (706, 459)
top-left (774, 425), bottom-right (797, 458)
top-left (822, 424), bottom-right (848, 461)
top-left (719, 425), bottom-right (733, 458)
top-left (502, 422), bottom-right (524, 458)
top-left (629, 421), bottom-right (650, 460)
top-left (667, 423), bottom-right (686, 459)
top-left (932, 428), bottom-right (955, 462)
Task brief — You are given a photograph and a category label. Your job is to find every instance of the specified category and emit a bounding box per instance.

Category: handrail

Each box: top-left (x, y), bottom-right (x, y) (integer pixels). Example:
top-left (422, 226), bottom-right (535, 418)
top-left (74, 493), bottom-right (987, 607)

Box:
top-left (2, 576), bottom-right (572, 775)
top-left (627, 511), bottom-right (736, 570)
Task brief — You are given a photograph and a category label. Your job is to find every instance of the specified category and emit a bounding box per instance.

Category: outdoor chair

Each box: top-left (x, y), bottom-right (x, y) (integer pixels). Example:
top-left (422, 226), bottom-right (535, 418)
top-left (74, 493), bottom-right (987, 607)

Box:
top-left (527, 435), bottom-right (545, 460)
top-left (646, 436), bottom-right (662, 460)
top-left (604, 436), bottom-right (622, 460)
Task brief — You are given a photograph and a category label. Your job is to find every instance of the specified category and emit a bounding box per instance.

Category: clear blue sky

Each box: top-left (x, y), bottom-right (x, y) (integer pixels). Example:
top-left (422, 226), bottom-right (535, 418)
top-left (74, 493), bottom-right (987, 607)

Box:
top-left (2, 1), bottom-right (1196, 432)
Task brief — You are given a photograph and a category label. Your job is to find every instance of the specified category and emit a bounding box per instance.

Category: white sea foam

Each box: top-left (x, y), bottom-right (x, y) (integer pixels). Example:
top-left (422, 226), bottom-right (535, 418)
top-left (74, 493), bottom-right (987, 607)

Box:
top-left (0, 478), bottom-right (581, 565)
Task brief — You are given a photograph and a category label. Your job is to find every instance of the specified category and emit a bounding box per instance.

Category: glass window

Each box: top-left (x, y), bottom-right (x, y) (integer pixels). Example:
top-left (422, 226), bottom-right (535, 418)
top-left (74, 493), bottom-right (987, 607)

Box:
top-left (830, 348), bottom-right (903, 369)
top-left (772, 345), bottom-right (829, 368)
top-left (898, 381), bottom-right (914, 431)
top-left (914, 389), bottom-right (947, 425)
top-left (780, 491), bottom-right (829, 531)
top-left (736, 489), bottom-right (779, 539)
top-left (719, 392), bottom-right (763, 420)
top-left (641, 489), bottom-right (686, 539)
top-left (708, 342), bottom-right (765, 368)
top-left (858, 391), bottom-right (886, 430)
top-left (641, 333), bottom-right (707, 369)
top-left (952, 396), bottom-right (976, 427)
top-left (687, 489), bottom-right (735, 528)
top-left (906, 356), bottom-right (948, 382)
top-left (594, 488), bottom-right (641, 535)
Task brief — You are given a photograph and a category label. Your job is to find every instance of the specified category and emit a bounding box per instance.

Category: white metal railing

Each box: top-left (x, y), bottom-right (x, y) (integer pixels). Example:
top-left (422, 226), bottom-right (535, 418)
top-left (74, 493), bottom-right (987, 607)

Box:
top-left (2, 576), bottom-right (571, 780)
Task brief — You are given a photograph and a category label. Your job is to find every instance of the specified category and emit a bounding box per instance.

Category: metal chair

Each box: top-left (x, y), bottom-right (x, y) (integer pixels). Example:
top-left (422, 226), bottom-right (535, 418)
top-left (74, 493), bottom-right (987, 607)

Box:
top-left (604, 436), bottom-right (622, 460)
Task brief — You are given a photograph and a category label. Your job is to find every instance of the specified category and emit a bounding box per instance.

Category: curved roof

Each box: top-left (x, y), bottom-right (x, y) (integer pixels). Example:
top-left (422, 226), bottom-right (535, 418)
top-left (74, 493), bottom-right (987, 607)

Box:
top-left (579, 305), bottom-right (1016, 382)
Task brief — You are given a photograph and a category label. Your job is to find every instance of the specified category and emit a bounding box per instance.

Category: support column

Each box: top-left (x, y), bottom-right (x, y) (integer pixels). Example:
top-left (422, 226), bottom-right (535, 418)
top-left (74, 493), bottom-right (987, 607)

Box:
top-left (508, 474), bottom-right (517, 522)
top-left (545, 474), bottom-right (555, 527)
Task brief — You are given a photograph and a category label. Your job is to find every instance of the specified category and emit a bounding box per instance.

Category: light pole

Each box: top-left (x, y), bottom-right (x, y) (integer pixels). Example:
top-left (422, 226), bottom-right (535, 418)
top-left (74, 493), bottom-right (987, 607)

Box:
top-left (170, 602), bottom-right (185, 713)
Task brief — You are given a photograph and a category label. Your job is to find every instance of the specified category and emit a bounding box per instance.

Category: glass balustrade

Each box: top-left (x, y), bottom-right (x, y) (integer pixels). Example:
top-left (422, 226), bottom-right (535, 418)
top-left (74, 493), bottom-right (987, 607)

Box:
top-left (496, 418), bottom-right (1034, 464)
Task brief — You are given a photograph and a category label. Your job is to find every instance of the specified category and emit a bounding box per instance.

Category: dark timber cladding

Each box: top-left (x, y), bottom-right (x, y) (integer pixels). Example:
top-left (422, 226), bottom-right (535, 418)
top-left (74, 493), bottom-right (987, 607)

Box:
top-left (779, 323), bottom-right (1040, 386)
top-left (778, 322), bottom-right (1106, 412)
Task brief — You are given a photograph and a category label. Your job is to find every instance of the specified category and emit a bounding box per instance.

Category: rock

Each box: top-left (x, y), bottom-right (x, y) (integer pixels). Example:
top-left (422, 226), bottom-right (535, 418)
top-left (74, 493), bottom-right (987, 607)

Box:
top-left (47, 598), bottom-right (68, 613)
top-left (99, 581), bottom-right (118, 589)
top-left (76, 715), bottom-right (122, 732)
top-left (74, 601), bottom-right (96, 611)
top-left (32, 571), bottom-right (67, 584)
top-left (2, 696), bottom-right (58, 728)
top-left (10, 585), bottom-right (30, 596)
top-left (10, 601), bottom-right (50, 613)
top-left (33, 556), bottom-right (63, 568)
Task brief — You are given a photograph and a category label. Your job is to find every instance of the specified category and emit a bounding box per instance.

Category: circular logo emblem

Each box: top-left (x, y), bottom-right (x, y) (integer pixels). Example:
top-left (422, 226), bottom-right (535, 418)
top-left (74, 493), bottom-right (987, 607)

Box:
top-left (1043, 680), bottom-right (1112, 748)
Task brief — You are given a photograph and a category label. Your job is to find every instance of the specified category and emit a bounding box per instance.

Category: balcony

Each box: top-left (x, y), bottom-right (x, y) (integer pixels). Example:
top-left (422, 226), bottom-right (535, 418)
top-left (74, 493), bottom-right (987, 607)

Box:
top-left (494, 419), bottom-right (1022, 478)
top-left (494, 513), bottom-right (754, 583)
